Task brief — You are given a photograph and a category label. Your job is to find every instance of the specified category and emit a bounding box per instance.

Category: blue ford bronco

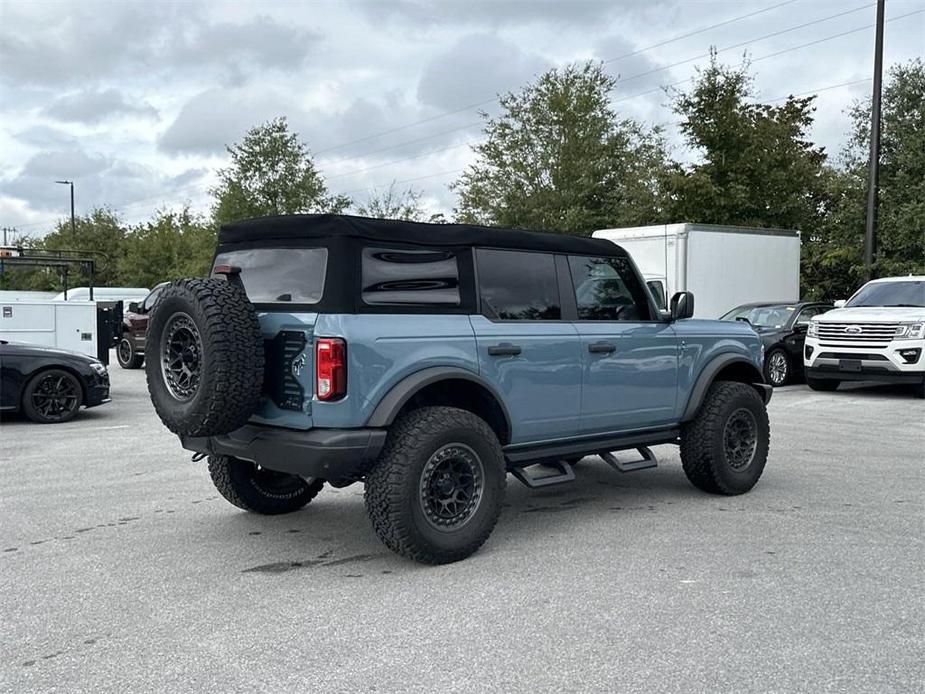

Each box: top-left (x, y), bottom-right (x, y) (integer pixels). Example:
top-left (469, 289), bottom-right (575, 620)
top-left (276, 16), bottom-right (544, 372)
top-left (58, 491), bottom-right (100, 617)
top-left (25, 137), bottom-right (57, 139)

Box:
top-left (145, 214), bottom-right (771, 564)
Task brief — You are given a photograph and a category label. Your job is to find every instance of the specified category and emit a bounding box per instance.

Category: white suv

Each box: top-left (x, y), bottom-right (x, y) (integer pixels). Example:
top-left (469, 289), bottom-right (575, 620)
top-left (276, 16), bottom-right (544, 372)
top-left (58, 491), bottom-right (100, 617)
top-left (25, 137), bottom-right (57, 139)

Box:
top-left (804, 276), bottom-right (925, 397)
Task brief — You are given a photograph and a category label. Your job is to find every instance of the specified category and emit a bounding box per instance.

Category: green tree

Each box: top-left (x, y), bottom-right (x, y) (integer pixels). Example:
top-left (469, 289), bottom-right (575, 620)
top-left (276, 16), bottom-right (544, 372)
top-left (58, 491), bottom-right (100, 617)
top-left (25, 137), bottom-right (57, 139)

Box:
top-left (453, 61), bottom-right (669, 234)
top-left (665, 52), bottom-right (828, 231)
top-left (212, 117), bottom-right (350, 226)
top-left (801, 58), bottom-right (925, 299)
top-left (119, 208), bottom-right (216, 287)
top-left (355, 183), bottom-right (445, 223)
top-left (1, 208), bottom-right (127, 292)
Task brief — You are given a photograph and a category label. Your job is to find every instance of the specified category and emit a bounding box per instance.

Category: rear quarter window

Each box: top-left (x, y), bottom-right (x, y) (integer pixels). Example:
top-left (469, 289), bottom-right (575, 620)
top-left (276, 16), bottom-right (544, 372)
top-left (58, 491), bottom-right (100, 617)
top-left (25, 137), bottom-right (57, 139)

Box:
top-left (212, 247), bottom-right (327, 304)
top-left (361, 247), bottom-right (460, 306)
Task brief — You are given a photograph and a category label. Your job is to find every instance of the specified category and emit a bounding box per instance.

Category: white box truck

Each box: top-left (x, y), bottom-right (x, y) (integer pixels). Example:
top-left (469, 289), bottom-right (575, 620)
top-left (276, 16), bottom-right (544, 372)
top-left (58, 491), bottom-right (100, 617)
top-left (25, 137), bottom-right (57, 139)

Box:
top-left (592, 223), bottom-right (801, 318)
top-left (0, 300), bottom-right (102, 359)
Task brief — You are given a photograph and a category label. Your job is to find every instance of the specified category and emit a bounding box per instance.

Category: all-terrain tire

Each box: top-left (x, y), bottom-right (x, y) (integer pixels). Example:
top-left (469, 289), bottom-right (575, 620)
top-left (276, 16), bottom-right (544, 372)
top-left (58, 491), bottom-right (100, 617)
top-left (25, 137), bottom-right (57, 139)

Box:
top-left (145, 277), bottom-right (264, 437)
top-left (806, 376), bottom-right (839, 392)
top-left (208, 455), bottom-right (324, 515)
top-left (116, 335), bottom-right (144, 369)
top-left (680, 381), bottom-right (770, 495)
top-left (364, 406), bottom-right (507, 564)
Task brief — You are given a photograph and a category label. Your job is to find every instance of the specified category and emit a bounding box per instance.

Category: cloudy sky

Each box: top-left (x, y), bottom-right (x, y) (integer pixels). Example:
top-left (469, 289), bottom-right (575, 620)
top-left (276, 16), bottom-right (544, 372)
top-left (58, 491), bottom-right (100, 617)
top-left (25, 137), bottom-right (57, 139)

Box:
top-left (1, 0), bottom-right (922, 236)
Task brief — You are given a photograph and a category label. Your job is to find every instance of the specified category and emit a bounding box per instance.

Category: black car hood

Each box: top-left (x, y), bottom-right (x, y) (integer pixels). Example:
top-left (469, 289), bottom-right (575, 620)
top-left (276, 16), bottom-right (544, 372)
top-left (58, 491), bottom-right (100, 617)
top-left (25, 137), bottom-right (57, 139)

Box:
top-left (1, 341), bottom-right (97, 364)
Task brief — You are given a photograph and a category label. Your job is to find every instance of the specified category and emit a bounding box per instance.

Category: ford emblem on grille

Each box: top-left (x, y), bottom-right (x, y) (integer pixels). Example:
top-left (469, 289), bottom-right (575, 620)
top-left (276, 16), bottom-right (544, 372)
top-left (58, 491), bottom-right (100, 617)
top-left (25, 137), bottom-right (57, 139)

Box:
top-left (845, 326), bottom-right (862, 334)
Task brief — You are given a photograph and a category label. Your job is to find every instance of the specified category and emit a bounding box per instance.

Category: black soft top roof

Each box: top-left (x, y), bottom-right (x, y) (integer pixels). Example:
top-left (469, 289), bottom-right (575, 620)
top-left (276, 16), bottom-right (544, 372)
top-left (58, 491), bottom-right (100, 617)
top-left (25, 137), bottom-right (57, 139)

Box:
top-left (218, 214), bottom-right (626, 256)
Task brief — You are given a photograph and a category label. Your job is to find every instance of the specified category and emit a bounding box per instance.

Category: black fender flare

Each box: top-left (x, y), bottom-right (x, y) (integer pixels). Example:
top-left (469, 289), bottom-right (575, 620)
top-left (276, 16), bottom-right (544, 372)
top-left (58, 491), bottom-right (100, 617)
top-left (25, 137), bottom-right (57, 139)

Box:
top-left (366, 366), bottom-right (513, 434)
top-left (681, 354), bottom-right (769, 422)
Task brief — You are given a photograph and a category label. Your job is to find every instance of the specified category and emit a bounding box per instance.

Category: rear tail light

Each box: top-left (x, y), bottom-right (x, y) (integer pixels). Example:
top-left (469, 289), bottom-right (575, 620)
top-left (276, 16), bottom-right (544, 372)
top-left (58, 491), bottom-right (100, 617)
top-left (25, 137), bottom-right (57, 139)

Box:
top-left (315, 338), bottom-right (346, 401)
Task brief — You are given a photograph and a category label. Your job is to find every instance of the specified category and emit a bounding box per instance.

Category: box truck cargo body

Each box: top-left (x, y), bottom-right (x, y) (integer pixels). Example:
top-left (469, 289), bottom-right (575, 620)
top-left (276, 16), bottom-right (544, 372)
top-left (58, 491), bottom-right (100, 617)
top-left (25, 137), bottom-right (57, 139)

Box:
top-left (592, 223), bottom-right (801, 318)
top-left (0, 300), bottom-right (121, 364)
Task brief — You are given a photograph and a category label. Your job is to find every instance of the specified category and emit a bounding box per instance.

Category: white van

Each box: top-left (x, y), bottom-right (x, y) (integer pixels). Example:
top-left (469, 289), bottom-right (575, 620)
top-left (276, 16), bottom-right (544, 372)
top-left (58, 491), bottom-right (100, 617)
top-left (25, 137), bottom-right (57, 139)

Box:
top-left (52, 286), bottom-right (149, 302)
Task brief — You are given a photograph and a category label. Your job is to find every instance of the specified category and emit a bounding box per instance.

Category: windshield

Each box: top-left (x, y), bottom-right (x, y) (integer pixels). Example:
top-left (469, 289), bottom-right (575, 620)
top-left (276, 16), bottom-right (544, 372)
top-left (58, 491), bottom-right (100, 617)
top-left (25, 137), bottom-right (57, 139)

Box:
top-left (721, 304), bottom-right (797, 328)
top-left (845, 280), bottom-right (925, 308)
top-left (212, 247), bottom-right (327, 304)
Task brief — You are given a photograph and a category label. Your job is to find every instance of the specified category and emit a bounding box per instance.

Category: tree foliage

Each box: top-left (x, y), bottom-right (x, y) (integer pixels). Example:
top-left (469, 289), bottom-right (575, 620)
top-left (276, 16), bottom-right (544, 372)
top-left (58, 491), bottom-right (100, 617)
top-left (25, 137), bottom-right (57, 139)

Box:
top-left (666, 52), bottom-right (828, 231)
top-left (119, 209), bottom-right (216, 288)
top-left (453, 62), bottom-right (669, 234)
top-left (355, 184), bottom-right (445, 223)
top-left (211, 117), bottom-right (349, 226)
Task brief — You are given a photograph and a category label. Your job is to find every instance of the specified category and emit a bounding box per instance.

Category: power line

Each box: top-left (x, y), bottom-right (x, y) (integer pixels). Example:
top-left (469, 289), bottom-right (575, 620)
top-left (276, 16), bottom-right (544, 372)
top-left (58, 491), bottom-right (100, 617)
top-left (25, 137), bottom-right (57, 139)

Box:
top-left (325, 140), bottom-right (479, 181)
top-left (339, 169), bottom-right (466, 197)
top-left (313, 0), bottom-right (802, 156)
top-left (320, 2), bottom-right (878, 170)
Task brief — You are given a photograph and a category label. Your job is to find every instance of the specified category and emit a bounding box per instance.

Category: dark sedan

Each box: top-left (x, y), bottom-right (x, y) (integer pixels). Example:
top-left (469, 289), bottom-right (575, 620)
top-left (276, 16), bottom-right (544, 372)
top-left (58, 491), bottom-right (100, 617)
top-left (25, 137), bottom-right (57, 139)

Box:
top-left (0, 341), bottom-right (111, 423)
top-left (721, 302), bottom-right (833, 386)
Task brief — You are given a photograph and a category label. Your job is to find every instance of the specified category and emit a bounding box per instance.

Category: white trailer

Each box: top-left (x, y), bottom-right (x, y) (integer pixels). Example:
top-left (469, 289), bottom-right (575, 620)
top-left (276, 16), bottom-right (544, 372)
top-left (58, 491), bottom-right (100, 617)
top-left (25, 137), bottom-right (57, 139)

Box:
top-left (0, 300), bottom-right (100, 358)
top-left (592, 223), bottom-right (801, 318)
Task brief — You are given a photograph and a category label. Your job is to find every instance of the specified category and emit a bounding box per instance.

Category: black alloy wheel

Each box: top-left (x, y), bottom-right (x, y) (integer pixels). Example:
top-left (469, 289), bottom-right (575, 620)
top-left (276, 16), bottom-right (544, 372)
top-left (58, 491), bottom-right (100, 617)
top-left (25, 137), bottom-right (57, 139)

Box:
top-left (160, 312), bottom-right (203, 401)
top-left (418, 443), bottom-right (485, 531)
top-left (723, 407), bottom-right (759, 470)
top-left (23, 369), bottom-right (82, 423)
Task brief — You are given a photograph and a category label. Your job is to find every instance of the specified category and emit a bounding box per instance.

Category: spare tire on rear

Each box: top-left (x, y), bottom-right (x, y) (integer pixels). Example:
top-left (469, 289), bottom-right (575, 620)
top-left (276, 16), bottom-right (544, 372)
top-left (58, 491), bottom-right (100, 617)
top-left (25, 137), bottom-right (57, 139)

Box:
top-left (145, 277), bottom-right (264, 437)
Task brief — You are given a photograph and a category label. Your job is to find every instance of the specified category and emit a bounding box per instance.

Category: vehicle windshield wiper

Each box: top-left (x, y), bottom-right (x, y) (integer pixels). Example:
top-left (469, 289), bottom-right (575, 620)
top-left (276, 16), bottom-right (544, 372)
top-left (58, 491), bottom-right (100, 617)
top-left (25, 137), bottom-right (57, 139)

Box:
top-left (882, 303), bottom-right (923, 308)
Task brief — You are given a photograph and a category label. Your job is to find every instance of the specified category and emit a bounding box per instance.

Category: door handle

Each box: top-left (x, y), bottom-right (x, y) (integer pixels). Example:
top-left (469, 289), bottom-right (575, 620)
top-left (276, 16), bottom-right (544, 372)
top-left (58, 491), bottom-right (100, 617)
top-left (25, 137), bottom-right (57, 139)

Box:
top-left (588, 341), bottom-right (616, 354)
top-left (488, 343), bottom-right (522, 356)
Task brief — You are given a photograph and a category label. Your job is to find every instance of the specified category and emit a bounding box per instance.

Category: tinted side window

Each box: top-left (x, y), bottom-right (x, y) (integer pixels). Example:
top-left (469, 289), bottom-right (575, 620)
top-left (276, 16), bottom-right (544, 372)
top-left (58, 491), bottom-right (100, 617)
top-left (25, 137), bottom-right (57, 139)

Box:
top-left (142, 286), bottom-right (163, 312)
top-left (476, 249), bottom-right (560, 320)
top-left (362, 247), bottom-right (460, 306)
top-left (795, 306), bottom-right (826, 325)
top-left (568, 255), bottom-right (652, 321)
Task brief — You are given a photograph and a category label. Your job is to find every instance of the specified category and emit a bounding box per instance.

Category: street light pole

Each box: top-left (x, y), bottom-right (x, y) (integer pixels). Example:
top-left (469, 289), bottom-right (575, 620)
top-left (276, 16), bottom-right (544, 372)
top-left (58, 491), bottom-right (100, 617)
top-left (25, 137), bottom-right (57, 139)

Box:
top-left (55, 180), bottom-right (76, 238)
top-left (864, 0), bottom-right (885, 281)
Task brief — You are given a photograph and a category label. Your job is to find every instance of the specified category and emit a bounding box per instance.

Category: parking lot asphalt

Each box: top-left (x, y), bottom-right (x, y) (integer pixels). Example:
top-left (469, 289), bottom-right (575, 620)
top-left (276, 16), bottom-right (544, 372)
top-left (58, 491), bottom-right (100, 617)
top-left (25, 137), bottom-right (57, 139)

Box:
top-left (1, 361), bottom-right (923, 694)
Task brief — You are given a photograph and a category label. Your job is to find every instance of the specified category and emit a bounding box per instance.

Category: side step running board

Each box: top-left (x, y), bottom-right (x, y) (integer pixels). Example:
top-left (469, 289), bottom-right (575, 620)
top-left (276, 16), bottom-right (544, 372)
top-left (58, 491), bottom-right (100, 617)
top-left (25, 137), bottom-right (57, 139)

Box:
top-left (600, 447), bottom-right (658, 473)
top-left (510, 460), bottom-right (576, 488)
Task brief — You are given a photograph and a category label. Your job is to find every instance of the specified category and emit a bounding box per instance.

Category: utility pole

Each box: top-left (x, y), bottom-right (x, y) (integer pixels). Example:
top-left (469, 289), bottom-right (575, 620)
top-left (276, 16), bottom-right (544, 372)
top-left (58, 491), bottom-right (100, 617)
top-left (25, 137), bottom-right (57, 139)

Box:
top-left (864, 0), bottom-right (885, 282)
top-left (55, 180), bottom-right (76, 238)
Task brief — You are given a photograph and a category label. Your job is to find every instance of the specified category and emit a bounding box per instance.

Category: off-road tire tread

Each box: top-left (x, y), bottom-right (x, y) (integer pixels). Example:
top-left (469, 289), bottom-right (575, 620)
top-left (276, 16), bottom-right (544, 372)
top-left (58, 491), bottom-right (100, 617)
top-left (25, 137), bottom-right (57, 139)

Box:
top-left (680, 381), bottom-right (769, 496)
top-left (207, 455), bottom-right (324, 515)
top-left (364, 406), bottom-right (506, 564)
top-left (145, 278), bottom-right (263, 437)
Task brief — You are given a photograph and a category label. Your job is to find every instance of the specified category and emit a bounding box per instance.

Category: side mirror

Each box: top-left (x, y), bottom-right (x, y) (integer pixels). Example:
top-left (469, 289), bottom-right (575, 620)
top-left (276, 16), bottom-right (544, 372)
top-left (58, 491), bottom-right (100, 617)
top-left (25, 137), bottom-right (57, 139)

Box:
top-left (127, 301), bottom-right (141, 313)
top-left (833, 299), bottom-right (846, 308)
top-left (670, 291), bottom-right (694, 321)
top-left (793, 323), bottom-right (808, 333)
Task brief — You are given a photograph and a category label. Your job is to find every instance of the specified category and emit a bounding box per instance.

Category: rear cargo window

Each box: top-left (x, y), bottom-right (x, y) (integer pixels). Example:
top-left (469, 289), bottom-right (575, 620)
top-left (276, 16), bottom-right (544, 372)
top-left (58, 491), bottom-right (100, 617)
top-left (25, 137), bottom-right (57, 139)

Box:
top-left (212, 248), bottom-right (327, 304)
top-left (362, 247), bottom-right (460, 306)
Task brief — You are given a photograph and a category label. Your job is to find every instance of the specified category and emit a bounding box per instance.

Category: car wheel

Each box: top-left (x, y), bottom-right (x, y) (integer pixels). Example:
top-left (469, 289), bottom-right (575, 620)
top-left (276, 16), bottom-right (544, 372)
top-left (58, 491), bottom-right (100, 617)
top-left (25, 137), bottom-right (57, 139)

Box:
top-left (22, 369), bottom-right (83, 424)
top-left (207, 455), bottom-right (324, 515)
top-left (680, 381), bottom-right (770, 495)
top-left (145, 278), bottom-right (264, 437)
top-left (763, 348), bottom-right (789, 387)
top-left (364, 406), bottom-right (506, 564)
top-left (116, 335), bottom-right (145, 369)
top-left (807, 376), bottom-right (839, 392)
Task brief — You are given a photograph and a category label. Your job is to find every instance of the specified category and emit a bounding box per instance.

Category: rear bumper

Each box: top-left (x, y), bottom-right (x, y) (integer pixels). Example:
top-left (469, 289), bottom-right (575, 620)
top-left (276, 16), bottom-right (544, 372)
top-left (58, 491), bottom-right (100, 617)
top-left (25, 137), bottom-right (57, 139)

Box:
top-left (180, 425), bottom-right (388, 480)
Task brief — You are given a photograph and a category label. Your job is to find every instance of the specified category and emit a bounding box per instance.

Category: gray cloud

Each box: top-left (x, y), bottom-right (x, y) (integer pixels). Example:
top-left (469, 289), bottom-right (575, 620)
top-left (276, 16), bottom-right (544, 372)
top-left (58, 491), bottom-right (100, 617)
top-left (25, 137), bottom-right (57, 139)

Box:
top-left (12, 125), bottom-right (79, 149)
top-left (417, 34), bottom-right (551, 110)
top-left (0, 3), bottom-right (319, 88)
top-left (44, 89), bottom-right (158, 124)
top-left (21, 150), bottom-right (110, 179)
top-left (357, 0), bottom-right (658, 27)
top-left (158, 88), bottom-right (296, 155)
